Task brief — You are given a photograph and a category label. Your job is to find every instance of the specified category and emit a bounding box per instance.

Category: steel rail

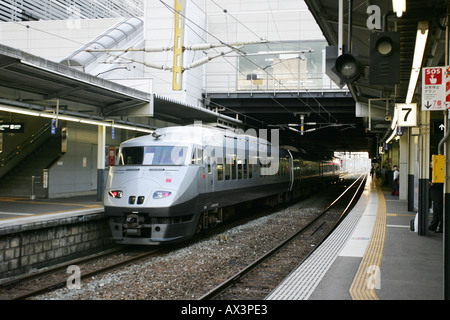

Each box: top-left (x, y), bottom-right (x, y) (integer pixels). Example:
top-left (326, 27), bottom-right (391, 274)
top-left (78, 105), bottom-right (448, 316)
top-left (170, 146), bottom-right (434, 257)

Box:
top-left (199, 174), bottom-right (367, 300)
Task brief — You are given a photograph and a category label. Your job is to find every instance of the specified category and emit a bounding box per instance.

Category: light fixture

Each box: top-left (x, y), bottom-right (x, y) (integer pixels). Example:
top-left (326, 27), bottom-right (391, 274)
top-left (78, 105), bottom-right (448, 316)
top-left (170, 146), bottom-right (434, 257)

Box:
top-left (392, 0), bottom-right (406, 17)
top-left (391, 106), bottom-right (399, 130)
top-left (385, 126), bottom-right (397, 144)
top-left (0, 105), bottom-right (40, 116)
top-left (80, 119), bottom-right (111, 126)
top-left (0, 104), bottom-right (153, 134)
top-left (406, 21), bottom-right (429, 104)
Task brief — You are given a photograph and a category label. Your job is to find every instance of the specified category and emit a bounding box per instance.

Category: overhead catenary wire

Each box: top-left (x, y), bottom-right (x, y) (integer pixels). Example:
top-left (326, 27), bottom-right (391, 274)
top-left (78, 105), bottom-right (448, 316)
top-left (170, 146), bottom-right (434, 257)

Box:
top-left (203, 0), bottom-right (356, 145)
top-left (159, 1), bottom-right (314, 118)
top-left (165, 0), bottom-right (345, 128)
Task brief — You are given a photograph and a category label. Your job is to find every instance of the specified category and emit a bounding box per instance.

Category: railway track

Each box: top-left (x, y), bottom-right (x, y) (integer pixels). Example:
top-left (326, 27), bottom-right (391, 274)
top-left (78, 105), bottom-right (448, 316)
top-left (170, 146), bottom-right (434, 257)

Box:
top-left (0, 246), bottom-right (166, 300)
top-left (0, 198), bottom-right (292, 300)
top-left (199, 174), bottom-right (366, 300)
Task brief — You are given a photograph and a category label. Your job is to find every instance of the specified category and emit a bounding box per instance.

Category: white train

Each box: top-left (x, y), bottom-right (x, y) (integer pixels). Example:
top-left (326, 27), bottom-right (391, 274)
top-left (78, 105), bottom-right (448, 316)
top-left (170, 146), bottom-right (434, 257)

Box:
top-left (104, 125), bottom-right (341, 245)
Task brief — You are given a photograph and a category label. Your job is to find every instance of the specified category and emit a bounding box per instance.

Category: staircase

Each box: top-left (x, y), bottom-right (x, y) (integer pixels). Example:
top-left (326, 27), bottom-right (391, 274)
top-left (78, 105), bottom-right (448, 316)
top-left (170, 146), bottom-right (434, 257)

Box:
top-left (0, 134), bottom-right (63, 198)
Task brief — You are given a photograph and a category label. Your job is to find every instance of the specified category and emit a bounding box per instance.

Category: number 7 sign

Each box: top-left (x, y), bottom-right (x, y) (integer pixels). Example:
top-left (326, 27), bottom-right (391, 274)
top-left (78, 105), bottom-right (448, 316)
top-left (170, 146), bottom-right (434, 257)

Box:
top-left (396, 103), bottom-right (417, 127)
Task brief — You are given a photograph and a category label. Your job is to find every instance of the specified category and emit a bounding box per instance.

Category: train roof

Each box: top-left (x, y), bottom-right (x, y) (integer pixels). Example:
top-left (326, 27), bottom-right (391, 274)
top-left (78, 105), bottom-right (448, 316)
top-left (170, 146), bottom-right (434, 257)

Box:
top-left (120, 125), bottom-right (272, 147)
top-left (120, 126), bottom-right (339, 162)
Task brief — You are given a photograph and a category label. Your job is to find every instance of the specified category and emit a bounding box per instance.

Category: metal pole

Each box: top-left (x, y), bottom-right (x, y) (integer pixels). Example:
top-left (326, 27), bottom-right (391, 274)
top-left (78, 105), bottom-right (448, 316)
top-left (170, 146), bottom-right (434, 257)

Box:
top-left (97, 125), bottom-right (106, 201)
top-left (31, 176), bottom-right (36, 200)
top-left (348, 0), bottom-right (353, 53)
top-left (408, 128), bottom-right (416, 212)
top-left (418, 111), bottom-right (430, 236)
top-left (444, 3), bottom-right (450, 300)
top-left (338, 0), bottom-right (344, 55)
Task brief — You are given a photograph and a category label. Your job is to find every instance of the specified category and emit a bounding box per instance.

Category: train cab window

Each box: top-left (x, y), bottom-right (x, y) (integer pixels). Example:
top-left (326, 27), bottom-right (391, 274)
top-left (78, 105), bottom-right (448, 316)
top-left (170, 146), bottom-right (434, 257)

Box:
top-left (119, 146), bottom-right (187, 166)
top-left (119, 146), bottom-right (143, 165)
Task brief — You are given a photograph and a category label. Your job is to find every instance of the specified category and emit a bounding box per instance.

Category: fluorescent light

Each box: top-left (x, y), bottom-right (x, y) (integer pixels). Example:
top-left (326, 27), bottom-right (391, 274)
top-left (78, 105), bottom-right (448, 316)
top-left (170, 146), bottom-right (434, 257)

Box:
top-left (0, 105), bottom-right (40, 116)
top-left (39, 112), bottom-right (56, 119)
top-left (80, 119), bottom-right (111, 126)
top-left (136, 128), bottom-right (154, 133)
top-left (57, 115), bottom-right (81, 122)
top-left (392, 0), bottom-right (406, 17)
top-left (0, 103), bottom-right (153, 133)
top-left (113, 123), bottom-right (136, 130)
top-left (386, 125), bottom-right (397, 144)
top-left (391, 106), bottom-right (399, 130)
top-left (406, 21), bottom-right (429, 105)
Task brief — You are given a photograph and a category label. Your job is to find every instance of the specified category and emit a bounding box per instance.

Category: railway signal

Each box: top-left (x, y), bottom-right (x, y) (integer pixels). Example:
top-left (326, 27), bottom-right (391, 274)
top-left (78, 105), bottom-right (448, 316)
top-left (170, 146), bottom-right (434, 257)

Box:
top-left (331, 53), bottom-right (363, 85)
top-left (369, 32), bottom-right (400, 85)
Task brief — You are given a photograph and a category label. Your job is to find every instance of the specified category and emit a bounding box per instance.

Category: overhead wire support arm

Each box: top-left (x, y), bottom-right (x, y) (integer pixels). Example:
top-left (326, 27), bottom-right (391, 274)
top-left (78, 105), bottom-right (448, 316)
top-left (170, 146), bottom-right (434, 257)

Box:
top-left (85, 41), bottom-right (268, 54)
top-left (92, 40), bottom-right (268, 73)
top-left (101, 54), bottom-right (173, 71)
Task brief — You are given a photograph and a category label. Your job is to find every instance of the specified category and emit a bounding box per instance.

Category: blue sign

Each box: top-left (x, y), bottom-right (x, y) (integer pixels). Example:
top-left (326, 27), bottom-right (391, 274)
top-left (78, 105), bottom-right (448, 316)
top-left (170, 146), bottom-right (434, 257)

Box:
top-left (112, 127), bottom-right (115, 140)
top-left (51, 120), bottom-right (56, 134)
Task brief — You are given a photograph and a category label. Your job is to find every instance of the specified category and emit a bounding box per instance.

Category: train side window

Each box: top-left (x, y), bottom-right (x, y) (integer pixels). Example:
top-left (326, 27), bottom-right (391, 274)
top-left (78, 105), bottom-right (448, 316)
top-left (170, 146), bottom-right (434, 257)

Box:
top-left (191, 148), bottom-right (203, 165)
top-left (260, 160), bottom-right (268, 178)
top-left (238, 159), bottom-right (243, 179)
top-left (244, 159), bottom-right (248, 179)
top-left (232, 157), bottom-right (237, 180)
top-left (217, 157), bottom-right (224, 181)
top-left (249, 163), bottom-right (253, 178)
top-left (225, 159), bottom-right (231, 180)
top-left (208, 149), bottom-right (215, 174)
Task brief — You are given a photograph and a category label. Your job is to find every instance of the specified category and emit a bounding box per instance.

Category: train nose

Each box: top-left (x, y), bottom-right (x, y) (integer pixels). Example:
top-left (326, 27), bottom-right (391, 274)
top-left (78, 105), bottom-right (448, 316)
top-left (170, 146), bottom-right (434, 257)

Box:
top-left (106, 178), bottom-right (161, 203)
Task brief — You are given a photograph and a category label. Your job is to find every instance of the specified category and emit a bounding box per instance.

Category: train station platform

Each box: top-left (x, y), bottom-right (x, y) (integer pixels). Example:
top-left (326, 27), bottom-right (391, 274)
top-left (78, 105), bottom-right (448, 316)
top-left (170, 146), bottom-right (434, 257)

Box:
top-left (0, 195), bottom-right (107, 280)
top-left (267, 176), bottom-right (444, 300)
top-left (0, 195), bottom-right (104, 229)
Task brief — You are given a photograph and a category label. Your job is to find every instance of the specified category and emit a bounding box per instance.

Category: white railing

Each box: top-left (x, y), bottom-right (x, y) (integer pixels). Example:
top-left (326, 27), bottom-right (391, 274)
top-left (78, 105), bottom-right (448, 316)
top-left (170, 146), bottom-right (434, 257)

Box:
top-left (203, 72), bottom-right (347, 94)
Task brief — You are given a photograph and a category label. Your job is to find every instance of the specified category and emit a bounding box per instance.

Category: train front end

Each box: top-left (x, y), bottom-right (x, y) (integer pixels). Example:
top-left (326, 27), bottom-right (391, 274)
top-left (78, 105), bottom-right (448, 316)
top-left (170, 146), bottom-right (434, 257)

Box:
top-left (104, 134), bottom-right (199, 245)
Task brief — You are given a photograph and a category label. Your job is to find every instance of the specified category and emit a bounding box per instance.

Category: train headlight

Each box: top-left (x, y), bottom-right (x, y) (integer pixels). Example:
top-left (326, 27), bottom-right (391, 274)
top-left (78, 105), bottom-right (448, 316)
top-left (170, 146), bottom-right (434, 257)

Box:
top-left (153, 191), bottom-right (172, 199)
top-left (109, 190), bottom-right (123, 198)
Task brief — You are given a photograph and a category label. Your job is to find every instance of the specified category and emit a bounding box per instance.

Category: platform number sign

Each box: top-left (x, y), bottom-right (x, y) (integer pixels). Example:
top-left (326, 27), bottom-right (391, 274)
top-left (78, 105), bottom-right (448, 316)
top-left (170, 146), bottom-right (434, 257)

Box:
top-left (396, 103), bottom-right (417, 127)
top-left (422, 67), bottom-right (446, 111)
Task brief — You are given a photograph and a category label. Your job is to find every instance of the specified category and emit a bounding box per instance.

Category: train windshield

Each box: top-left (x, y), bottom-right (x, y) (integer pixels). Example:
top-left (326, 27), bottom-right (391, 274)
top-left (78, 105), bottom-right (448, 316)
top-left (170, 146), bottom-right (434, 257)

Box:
top-left (119, 146), bottom-right (188, 166)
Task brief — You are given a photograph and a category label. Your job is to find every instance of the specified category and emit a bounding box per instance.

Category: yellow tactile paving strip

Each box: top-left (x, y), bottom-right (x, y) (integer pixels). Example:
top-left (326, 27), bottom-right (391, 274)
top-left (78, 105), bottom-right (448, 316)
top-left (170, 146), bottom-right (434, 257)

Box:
top-left (349, 182), bottom-right (386, 300)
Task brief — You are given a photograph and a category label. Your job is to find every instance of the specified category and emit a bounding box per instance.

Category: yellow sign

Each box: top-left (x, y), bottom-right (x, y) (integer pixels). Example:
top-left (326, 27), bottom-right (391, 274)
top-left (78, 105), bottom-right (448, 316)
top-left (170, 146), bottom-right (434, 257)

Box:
top-left (432, 154), bottom-right (445, 183)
